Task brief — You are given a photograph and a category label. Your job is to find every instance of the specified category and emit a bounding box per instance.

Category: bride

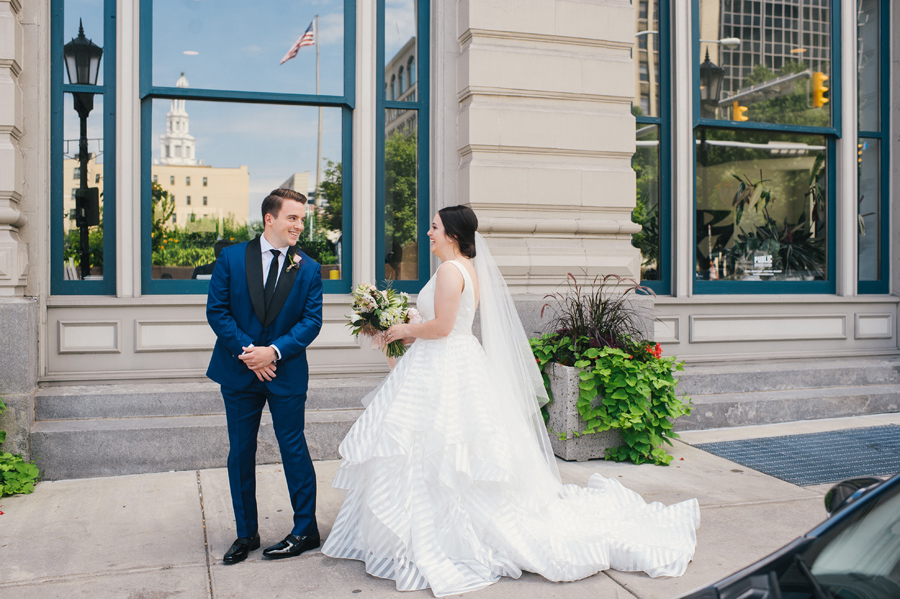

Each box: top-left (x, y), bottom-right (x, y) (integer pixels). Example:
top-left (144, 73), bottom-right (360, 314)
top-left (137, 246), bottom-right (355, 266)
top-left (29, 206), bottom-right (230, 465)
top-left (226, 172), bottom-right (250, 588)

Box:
top-left (322, 206), bottom-right (700, 596)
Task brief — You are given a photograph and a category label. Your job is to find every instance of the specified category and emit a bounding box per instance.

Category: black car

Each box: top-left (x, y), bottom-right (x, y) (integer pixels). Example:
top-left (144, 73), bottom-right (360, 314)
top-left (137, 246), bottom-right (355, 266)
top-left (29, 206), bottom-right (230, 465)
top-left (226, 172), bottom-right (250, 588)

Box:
top-left (678, 474), bottom-right (900, 599)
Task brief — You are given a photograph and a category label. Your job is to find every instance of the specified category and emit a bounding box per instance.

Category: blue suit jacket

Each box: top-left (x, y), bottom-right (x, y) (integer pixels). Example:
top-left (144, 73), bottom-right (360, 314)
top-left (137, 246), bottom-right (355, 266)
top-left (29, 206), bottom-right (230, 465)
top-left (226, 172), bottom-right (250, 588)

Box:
top-left (206, 236), bottom-right (323, 395)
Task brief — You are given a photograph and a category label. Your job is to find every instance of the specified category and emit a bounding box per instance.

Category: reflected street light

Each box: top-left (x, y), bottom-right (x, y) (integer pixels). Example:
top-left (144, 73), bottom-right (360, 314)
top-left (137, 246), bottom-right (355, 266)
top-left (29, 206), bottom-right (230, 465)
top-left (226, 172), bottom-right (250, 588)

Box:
top-left (699, 49), bottom-right (725, 119)
top-left (64, 20), bottom-right (103, 280)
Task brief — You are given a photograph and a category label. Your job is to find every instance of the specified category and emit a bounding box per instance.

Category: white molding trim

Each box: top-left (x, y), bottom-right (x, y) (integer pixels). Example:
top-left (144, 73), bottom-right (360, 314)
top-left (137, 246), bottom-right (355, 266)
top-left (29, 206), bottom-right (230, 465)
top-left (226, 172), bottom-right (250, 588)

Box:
top-left (673, 0), bottom-right (693, 298)
top-left (689, 314), bottom-right (848, 343)
top-left (854, 313), bottom-right (894, 340)
top-left (58, 320), bottom-right (122, 354)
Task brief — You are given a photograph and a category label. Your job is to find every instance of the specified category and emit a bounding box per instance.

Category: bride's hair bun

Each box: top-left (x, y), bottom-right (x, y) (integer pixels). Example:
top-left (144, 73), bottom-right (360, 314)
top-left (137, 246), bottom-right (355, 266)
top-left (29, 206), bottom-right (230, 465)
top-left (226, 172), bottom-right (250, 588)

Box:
top-left (438, 205), bottom-right (478, 258)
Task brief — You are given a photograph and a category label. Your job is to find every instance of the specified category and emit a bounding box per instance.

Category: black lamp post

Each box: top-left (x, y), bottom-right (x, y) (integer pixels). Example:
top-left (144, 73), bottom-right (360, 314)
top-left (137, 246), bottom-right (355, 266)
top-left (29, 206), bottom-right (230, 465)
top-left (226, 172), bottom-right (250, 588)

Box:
top-left (698, 48), bottom-right (724, 119)
top-left (64, 20), bottom-right (103, 279)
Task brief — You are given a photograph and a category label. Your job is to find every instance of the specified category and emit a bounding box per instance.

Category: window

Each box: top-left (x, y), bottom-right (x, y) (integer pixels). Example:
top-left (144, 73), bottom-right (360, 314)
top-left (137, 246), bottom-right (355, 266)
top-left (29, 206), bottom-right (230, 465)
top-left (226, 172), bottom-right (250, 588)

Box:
top-left (152, 174), bottom-right (157, 183)
top-left (407, 56), bottom-right (415, 86)
top-left (694, 0), bottom-right (837, 293)
top-left (399, 66), bottom-right (405, 92)
top-left (632, 1), bottom-right (670, 292)
top-left (143, 1), bottom-right (355, 293)
top-left (51, 0), bottom-right (116, 293)
top-left (377, 0), bottom-right (430, 291)
top-left (857, 0), bottom-right (888, 292)
top-left (186, 196), bottom-right (191, 206)
top-left (95, 173), bottom-right (101, 184)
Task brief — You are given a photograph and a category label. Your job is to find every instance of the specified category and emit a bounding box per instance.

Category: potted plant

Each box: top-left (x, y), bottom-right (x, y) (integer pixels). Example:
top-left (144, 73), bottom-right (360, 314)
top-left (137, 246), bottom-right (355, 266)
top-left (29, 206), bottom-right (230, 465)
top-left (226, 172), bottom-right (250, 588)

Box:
top-left (530, 274), bottom-right (691, 466)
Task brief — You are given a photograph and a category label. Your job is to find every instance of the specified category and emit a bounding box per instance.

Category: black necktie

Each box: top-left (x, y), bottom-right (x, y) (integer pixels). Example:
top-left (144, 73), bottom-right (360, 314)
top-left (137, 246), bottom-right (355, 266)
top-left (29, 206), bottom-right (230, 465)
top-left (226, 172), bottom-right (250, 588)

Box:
top-left (264, 249), bottom-right (281, 308)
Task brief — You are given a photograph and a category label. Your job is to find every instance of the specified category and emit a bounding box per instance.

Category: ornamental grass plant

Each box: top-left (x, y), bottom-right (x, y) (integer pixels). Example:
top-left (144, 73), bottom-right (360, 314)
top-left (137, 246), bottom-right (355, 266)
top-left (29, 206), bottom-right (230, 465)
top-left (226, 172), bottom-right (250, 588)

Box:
top-left (530, 274), bottom-right (692, 466)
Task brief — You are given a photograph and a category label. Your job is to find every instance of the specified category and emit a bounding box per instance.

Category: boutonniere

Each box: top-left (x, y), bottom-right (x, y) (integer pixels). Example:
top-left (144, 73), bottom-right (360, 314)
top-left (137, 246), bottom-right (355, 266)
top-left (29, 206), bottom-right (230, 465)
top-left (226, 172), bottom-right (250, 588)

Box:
top-left (285, 252), bottom-right (302, 272)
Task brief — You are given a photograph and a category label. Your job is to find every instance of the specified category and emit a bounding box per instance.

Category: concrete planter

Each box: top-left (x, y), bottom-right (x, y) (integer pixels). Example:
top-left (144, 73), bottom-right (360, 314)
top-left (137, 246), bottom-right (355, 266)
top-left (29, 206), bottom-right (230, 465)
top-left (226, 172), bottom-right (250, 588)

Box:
top-left (545, 362), bottom-right (623, 462)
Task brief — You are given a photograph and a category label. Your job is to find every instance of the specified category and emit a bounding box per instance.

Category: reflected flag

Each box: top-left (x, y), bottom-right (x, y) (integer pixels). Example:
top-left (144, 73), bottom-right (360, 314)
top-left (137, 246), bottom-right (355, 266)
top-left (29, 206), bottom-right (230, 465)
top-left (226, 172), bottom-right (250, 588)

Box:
top-left (280, 21), bottom-right (315, 65)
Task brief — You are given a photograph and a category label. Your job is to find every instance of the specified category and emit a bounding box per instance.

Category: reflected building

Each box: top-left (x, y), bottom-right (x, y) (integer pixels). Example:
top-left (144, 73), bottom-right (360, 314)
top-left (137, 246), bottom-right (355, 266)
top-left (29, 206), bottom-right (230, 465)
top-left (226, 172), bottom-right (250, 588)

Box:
top-left (715, 0), bottom-right (831, 96)
top-left (385, 37), bottom-right (417, 137)
top-left (633, 0), bottom-right (660, 117)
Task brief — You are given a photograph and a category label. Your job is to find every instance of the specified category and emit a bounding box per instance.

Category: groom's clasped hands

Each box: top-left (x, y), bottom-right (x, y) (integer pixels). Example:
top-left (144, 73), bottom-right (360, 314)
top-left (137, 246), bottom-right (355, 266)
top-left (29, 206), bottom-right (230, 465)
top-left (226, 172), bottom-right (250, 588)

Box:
top-left (239, 345), bottom-right (278, 382)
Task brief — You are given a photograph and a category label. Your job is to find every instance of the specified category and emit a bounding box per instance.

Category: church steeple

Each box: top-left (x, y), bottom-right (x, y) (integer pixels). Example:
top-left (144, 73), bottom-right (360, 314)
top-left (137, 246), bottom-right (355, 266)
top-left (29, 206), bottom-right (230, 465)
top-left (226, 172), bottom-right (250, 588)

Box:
top-left (159, 72), bottom-right (198, 165)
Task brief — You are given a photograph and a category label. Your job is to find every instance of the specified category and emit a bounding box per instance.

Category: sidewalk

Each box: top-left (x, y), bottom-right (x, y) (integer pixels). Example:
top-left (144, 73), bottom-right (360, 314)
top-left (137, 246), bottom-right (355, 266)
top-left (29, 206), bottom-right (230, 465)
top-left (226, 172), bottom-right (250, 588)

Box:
top-left (3, 413), bottom-right (897, 599)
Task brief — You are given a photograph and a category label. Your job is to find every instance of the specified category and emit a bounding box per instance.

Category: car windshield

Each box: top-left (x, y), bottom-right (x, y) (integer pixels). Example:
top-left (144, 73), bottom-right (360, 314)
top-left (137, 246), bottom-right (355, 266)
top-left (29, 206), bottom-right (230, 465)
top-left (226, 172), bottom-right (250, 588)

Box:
top-left (778, 480), bottom-right (900, 599)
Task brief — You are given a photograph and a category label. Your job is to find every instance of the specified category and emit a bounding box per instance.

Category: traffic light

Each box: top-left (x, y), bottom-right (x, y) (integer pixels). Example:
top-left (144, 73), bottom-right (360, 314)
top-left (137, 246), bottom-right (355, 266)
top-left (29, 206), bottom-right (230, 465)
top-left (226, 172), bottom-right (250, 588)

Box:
top-left (733, 101), bottom-right (748, 121)
top-left (812, 71), bottom-right (829, 108)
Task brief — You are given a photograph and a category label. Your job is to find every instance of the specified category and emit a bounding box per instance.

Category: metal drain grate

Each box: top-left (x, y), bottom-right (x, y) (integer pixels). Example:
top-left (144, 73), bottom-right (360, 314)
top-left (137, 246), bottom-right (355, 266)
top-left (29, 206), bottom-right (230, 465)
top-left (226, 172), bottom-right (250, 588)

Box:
top-left (694, 425), bottom-right (900, 486)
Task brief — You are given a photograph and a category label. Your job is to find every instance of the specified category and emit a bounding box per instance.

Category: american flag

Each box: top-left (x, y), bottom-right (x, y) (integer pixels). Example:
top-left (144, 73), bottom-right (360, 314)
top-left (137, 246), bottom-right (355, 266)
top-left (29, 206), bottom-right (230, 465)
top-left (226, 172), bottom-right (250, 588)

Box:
top-left (280, 21), bottom-right (315, 65)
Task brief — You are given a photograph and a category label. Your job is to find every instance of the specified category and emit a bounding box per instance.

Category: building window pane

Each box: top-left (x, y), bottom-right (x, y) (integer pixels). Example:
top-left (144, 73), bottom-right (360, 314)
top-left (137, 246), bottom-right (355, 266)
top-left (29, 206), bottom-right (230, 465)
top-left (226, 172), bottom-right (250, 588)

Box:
top-left (857, 138), bottom-right (880, 281)
top-left (151, 5), bottom-right (344, 96)
top-left (695, 128), bottom-right (828, 282)
top-left (148, 99), bottom-right (343, 282)
top-left (202, 176), bottom-right (207, 186)
top-left (633, 2), bottom-right (660, 118)
top-left (62, 91), bottom-right (106, 281)
top-left (697, 0), bottom-right (832, 127)
top-left (633, 123), bottom-right (661, 281)
top-left (857, 0), bottom-right (879, 131)
top-left (384, 109), bottom-right (418, 281)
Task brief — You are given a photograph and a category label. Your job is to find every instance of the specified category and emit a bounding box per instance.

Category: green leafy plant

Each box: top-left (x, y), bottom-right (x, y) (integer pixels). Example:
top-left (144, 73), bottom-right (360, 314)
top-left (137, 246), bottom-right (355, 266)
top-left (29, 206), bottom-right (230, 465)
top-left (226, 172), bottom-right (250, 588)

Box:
top-left (531, 274), bottom-right (691, 466)
top-left (0, 398), bottom-right (40, 497)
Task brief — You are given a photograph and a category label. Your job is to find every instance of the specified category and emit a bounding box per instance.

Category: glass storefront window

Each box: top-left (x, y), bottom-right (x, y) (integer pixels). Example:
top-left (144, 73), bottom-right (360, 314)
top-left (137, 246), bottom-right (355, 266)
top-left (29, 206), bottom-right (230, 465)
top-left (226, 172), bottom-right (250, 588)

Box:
top-left (384, 108), bottom-right (419, 281)
top-left (633, 123), bottom-right (661, 281)
top-left (857, 0), bottom-right (880, 132)
top-left (151, 0), bottom-right (344, 97)
top-left (695, 128), bottom-right (827, 282)
top-left (148, 98), bottom-right (344, 281)
top-left (62, 91), bottom-right (106, 281)
top-left (384, 0), bottom-right (417, 103)
top-left (857, 138), bottom-right (880, 281)
top-left (697, 0), bottom-right (832, 128)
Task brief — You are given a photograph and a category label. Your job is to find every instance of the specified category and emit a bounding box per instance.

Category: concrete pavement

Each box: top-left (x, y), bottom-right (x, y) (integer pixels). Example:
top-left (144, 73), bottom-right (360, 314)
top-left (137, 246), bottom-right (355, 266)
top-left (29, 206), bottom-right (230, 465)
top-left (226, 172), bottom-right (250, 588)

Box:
top-left (3, 413), bottom-right (897, 599)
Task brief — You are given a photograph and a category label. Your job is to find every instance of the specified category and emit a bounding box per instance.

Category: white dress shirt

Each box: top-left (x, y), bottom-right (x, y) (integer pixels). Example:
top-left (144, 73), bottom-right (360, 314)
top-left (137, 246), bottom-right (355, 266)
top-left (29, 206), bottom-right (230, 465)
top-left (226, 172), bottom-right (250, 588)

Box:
top-left (248, 233), bottom-right (290, 362)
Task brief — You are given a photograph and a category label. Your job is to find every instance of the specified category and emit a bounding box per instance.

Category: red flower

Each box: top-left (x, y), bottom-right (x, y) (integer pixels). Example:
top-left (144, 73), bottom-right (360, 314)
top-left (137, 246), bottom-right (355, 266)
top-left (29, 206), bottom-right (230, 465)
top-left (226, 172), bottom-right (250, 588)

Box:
top-left (646, 343), bottom-right (663, 359)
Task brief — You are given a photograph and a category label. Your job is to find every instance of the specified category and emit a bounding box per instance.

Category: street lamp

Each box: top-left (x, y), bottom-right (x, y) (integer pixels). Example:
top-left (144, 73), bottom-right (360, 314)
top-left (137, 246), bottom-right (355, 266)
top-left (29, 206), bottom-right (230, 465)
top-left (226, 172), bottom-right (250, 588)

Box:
top-left (698, 49), bottom-right (724, 118)
top-left (63, 20), bottom-right (103, 280)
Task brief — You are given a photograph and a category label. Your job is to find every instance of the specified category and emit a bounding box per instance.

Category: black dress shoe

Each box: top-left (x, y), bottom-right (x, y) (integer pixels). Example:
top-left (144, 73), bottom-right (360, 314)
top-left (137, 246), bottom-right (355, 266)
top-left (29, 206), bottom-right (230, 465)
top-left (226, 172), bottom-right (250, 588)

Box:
top-left (223, 533), bottom-right (260, 564)
top-left (262, 532), bottom-right (321, 559)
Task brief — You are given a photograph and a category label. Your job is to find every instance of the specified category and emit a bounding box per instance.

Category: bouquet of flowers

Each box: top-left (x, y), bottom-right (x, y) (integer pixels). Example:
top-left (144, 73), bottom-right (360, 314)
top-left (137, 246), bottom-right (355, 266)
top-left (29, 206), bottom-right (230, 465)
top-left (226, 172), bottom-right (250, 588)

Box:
top-left (347, 283), bottom-right (423, 358)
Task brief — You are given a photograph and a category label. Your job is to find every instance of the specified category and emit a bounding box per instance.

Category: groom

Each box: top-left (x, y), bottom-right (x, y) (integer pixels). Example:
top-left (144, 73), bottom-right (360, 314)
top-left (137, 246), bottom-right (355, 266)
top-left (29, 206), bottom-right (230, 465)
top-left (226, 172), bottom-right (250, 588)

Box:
top-left (206, 188), bottom-right (323, 564)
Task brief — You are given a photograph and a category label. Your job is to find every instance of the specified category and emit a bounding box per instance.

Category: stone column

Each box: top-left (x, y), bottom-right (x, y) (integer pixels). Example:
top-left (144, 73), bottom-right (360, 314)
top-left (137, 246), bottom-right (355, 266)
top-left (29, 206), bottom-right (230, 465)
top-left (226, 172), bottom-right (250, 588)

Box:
top-left (456, 0), bottom-right (640, 295)
top-left (0, 0), bottom-right (36, 459)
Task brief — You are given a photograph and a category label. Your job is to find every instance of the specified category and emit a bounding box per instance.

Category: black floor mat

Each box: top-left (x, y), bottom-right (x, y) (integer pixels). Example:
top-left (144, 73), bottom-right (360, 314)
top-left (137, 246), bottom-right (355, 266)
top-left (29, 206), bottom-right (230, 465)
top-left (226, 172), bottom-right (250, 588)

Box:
top-left (694, 425), bottom-right (900, 486)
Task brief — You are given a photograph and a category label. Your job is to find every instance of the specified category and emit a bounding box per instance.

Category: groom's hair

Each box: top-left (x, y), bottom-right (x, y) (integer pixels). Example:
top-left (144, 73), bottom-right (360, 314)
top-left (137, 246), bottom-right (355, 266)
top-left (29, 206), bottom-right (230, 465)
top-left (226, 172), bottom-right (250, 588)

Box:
top-left (262, 188), bottom-right (307, 221)
top-left (438, 205), bottom-right (478, 259)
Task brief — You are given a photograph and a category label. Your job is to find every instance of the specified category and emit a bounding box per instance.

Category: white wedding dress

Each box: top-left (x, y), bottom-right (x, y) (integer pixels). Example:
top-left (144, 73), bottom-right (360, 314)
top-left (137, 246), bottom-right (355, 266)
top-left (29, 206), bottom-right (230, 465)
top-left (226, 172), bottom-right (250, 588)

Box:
top-left (322, 259), bottom-right (700, 596)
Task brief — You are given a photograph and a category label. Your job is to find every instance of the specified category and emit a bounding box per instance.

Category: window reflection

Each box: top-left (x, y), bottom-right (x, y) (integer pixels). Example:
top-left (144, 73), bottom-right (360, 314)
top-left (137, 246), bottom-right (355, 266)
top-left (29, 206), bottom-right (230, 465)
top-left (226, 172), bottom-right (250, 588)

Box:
top-left (149, 94), bottom-right (343, 281)
top-left (384, 109), bottom-right (418, 281)
top-left (633, 124), bottom-right (661, 281)
top-left (696, 128), bottom-right (827, 282)
top-left (857, 0), bottom-right (879, 131)
top-left (62, 92), bottom-right (105, 280)
top-left (384, 0), bottom-right (417, 101)
top-left (698, 0), bottom-right (831, 127)
top-left (151, 1), bottom-right (344, 96)
top-left (633, 1), bottom-right (660, 118)
top-left (857, 138), bottom-right (880, 281)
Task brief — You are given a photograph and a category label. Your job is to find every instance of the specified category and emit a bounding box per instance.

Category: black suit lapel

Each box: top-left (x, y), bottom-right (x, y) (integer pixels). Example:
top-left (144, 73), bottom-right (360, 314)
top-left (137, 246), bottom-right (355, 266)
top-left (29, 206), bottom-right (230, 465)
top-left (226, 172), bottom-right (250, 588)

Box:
top-left (245, 236), bottom-right (266, 326)
top-left (263, 246), bottom-right (301, 328)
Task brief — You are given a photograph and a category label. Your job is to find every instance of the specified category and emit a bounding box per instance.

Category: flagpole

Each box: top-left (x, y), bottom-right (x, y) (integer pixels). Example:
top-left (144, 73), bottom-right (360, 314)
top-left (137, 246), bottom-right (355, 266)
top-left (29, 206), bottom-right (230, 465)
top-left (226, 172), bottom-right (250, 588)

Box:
top-left (312, 13), bottom-right (322, 241)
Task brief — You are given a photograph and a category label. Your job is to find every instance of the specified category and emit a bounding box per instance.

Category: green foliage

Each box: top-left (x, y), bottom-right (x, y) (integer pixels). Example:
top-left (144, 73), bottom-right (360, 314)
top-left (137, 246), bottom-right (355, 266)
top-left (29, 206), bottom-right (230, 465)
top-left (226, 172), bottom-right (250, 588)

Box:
top-left (533, 275), bottom-right (691, 466)
top-left (738, 61), bottom-right (829, 128)
top-left (384, 129), bottom-right (418, 252)
top-left (531, 336), bottom-right (691, 466)
top-left (319, 159), bottom-right (343, 233)
top-left (0, 398), bottom-right (40, 497)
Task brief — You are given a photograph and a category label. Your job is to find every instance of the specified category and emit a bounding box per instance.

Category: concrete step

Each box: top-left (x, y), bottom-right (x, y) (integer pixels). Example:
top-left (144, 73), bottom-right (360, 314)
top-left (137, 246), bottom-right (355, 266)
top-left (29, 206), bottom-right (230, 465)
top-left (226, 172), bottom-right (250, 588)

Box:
top-left (675, 356), bottom-right (900, 396)
top-left (30, 409), bottom-right (363, 481)
top-left (675, 384), bottom-right (900, 431)
top-left (34, 376), bottom-right (384, 420)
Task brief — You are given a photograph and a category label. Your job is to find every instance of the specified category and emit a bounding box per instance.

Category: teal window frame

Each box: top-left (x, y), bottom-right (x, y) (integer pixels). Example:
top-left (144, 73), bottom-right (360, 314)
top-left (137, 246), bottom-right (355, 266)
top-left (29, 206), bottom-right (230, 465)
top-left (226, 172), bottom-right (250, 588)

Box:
top-left (634, 0), bottom-right (672, 295)
top-left (691, 0), bottom-right (840, 295)
top-left (857, 0), bottom-right (890, 294)
top-left (138, 0), bottom-right (356, 295)
top-left (375, 0), bottom-right (431, 293)
top-left (50, 0), bottom-right (117, 295)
